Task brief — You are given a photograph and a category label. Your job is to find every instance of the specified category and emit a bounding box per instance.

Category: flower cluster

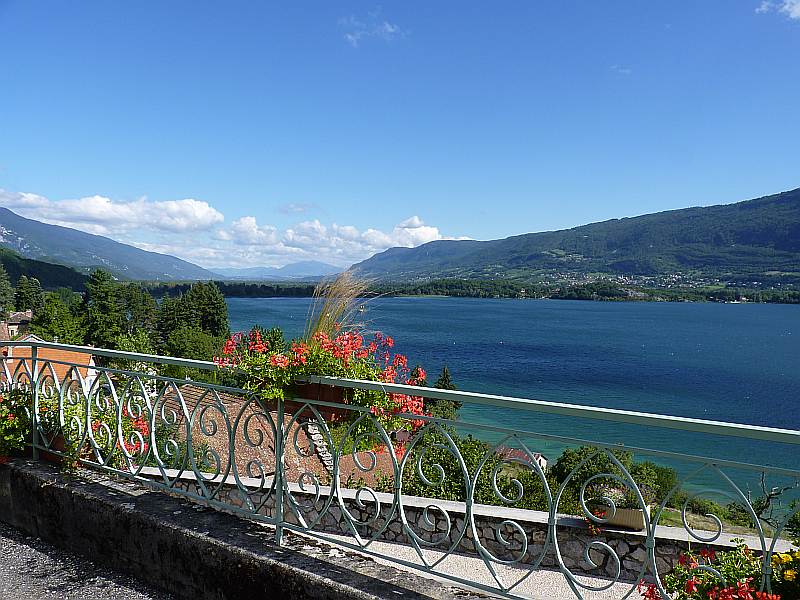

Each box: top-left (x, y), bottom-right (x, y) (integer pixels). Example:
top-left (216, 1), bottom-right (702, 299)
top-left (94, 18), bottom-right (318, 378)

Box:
top-left (89, 406), bottom-right (151, 456)
top-left (584, 507), bottom-right (606, 536)
top-left (0, 390), bottom-right (29, 457)
top-left (771, 549), bottom-right (799, 598)
top-left (217, 327), bottom-right (429, 435)
top-left (643, 541), bottom-right (780, 600)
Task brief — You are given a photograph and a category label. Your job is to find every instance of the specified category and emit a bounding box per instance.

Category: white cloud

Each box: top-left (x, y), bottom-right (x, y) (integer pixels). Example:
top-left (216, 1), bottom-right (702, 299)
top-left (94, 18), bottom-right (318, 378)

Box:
top-left (610, 64), bottom-right (632, 76)
top-left (1, 187), bottom-right (467, 270)
top-left (219, 214), bottom-right (464, 267)
top-left (0, 189), bottom-right (223, 235)
top-left (756, 1), bottom-right (774, 13)
top-left (230, 216), bottom-right (279, 245)
top-left (755, 0), bottom-right (800, 18)
top-left (338, 12), bottom-right (406, 47)
top-left (781, 0), bottom-right (800, 18)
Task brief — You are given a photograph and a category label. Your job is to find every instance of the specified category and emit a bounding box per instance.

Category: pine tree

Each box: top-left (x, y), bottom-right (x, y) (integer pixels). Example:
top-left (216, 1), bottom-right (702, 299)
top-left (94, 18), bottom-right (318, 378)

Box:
top-left (427, 366), bottom-right (461, 421)
top-left (434, 366), bottom-right (456, 390)
top-left (183, 282), bottom-right (229, 337)
top-left (30, 293), bottom-right (85, 344)
top-left (14, 275), bottom-right (44, 313)
top-left (0, 264), bottom-right (14, 317)
top-left (83, 270), bottom-right (124, 348)
top-left (121, 283), bottom-right (158, 336)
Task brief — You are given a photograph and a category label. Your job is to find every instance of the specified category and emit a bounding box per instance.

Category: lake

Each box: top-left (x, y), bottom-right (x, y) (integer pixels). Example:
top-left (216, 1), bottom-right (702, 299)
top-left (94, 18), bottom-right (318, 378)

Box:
top-left (227, 297), bottom-right (800, 478)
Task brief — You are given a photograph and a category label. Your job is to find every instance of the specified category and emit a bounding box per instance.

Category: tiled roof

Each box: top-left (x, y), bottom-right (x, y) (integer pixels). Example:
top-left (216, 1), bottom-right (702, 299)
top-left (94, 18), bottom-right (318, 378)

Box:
top-left (160, 384), bottom-right (396, 489)
top-left (7, 310), bottom-right (33, 324)
top-left (0, 342), bottom-right (95, 384)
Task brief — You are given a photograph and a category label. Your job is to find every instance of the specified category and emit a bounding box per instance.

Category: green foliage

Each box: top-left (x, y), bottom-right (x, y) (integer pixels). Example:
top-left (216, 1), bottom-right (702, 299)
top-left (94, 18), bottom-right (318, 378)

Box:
top-left (112, 329), bottom-right (157, 372)
top-left (83, 270), bottom-right (125, 348)
top-left (0, 389), bottom-right (30, 456)
top-left (549, 447), bottom-right (684, 513)
top-left (183, 282), bottom-right (229, 337)
top-left (551, 281), bottom-right (629, 301)
top-left (724, 501), bottom-right (757, 528)
top-left (551, 445), bottom-right (634, 491)
top-left (165, 325), bottom-right (223, 361)
top-left (0, 247), bottom-right (88, 291)
top-left (353, 187), bottom-right (800, 287)
top-left (30, 292), bottom-right (86, 344)
top-left (629, 461), bottom-right (677, 505)
top-left (146, 280), bottom-right (317, 299)
top-left (120, 283), bottom-right (158, 336)
top-left (434, 366), bottom-right (456, 390)
top-left (262, 327), bottom-right (287, 353)
top-left (115, 329), bottom-right (155, 355)
top-left (380, 428), bottom-right (552, 511)
top-left (155, 283), bottom-right (229, 352)
top-left (786, 507), bottom-right (800, 545)
top-left (426, 365), bottom-right (462, 421)
top-left (655, 541), bottom-right (765, 600)
top-left (13, 274), bottom-right (44, 313)
top-left (772, 549), bottom-right (800, 598)
top-left (0, 264), bottom-right (14, 316)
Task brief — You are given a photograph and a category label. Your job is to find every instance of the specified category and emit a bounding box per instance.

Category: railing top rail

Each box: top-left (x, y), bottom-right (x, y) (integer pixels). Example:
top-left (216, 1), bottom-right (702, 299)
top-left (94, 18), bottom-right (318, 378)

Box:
top-left (1, 340), bottom-right (218, 371)
top-left (302, 375), bottom-right (800, 446)
top-left (4, 341), bottom-right (798, 446)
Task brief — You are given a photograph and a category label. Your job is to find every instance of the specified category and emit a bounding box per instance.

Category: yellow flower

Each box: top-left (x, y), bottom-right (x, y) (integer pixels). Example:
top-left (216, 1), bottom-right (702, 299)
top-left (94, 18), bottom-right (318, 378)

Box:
top-left (785, 569), bottom-right (797, 581)
top-left (783, 554), bottom-right (794, 564)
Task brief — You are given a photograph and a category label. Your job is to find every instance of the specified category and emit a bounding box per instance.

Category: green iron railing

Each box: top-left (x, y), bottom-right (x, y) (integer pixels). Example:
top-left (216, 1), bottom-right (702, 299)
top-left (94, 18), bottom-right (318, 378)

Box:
top-left (1, 340), bottom-right (798, 599)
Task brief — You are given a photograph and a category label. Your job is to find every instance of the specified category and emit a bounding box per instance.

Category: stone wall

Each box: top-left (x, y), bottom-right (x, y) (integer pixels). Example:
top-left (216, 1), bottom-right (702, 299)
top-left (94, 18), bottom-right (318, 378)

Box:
top-left (157, 471), bottom-right (781, 583)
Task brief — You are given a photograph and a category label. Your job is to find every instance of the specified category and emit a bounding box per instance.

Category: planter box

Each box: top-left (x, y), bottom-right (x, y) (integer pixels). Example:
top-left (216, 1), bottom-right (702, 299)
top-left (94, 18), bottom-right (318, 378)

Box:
top-left (284, 383), bottom-right (351, 423)
top-left (605, 507), bottom-right (650, 530)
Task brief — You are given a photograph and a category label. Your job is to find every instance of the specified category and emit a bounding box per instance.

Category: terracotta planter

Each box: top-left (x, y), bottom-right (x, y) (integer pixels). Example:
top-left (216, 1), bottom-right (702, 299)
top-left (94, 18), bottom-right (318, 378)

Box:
top-left (37, 434), bottom-right (68, 466)
top-left (284, 382), bottom-right (351, 423)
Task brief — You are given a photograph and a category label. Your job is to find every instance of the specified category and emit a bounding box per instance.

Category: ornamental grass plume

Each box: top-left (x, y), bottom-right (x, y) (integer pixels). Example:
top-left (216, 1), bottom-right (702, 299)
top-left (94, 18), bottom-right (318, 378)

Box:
top-left (304, 271), bottom-right (369, 342)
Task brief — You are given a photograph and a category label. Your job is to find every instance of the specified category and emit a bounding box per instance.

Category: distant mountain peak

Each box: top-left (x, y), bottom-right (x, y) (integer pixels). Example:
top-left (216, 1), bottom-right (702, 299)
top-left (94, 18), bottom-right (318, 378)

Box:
top-left (212, 260), bottom-right (343, 280)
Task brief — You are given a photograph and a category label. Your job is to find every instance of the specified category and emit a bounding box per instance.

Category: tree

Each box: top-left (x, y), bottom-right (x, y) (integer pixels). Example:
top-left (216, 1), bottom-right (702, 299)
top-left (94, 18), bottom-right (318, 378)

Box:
top-left (434, 366), bottom-right (456, 390)
top-left (115, 329), bottom-right (154, 355)
top-left (0, 264), bottom-right (14, 317)
top-left (156, 295), bottom-right (189, 352)
top-left (83, 270), bottom-right (125, 348)
top-left (14, 275), bottom-right (44, 313)
top-left (183, 282), bottom-right (229, 337)
top-left (550, 445), bottom-right (634, 492)
top-left (427, 365), bottom-right (461, 421)
top-left (30, 293), bottom-right (86, 344)
top-left (165, 325), bottom-right (222, 361)
top-left (120, 283), bottom-right (158, 336)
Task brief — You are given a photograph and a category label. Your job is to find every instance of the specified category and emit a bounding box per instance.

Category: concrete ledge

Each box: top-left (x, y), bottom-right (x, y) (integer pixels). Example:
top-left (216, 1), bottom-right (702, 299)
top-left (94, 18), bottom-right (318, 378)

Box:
top-left (0, 459), bottom-right (486, 600)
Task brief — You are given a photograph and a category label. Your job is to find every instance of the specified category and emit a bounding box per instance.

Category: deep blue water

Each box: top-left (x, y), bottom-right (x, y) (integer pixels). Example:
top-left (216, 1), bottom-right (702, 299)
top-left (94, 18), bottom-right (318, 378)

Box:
top-left (227, 297), bottom-right (800, 477)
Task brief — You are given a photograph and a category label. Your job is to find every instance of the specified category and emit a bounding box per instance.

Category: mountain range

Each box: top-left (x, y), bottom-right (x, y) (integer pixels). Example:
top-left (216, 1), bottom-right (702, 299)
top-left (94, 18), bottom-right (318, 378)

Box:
top-left (351, 187), bottom-right (800, 284)
top-left (3, 187), bottom-right (799, 288)
top-left (213, 261), bottom-right (341, 280)
top-left (0, 207), bottom-right (214, 281)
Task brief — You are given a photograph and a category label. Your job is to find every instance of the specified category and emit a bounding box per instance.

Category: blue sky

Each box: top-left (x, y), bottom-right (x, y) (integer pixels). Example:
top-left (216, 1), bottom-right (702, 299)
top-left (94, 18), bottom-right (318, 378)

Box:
top-left (1, 1), bottom-right (799, 268)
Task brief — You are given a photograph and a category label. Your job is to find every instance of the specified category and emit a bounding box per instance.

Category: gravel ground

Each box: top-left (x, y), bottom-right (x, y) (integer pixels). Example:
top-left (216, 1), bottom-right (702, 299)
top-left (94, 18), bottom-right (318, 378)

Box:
top-left (0, 521), bottom-right (173, 600)
top-left (307, 529), bottom-right (633, 600)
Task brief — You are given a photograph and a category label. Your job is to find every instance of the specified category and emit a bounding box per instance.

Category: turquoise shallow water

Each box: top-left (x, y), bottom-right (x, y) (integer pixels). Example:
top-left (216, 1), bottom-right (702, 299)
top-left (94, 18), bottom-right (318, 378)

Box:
top-left (226, 297), bottom-right (800, 476)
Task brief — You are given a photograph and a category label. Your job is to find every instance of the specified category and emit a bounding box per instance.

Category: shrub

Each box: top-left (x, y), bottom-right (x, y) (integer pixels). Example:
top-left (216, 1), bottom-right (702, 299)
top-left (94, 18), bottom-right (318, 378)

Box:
top-left (0, 389), bottom-right (30, 456)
